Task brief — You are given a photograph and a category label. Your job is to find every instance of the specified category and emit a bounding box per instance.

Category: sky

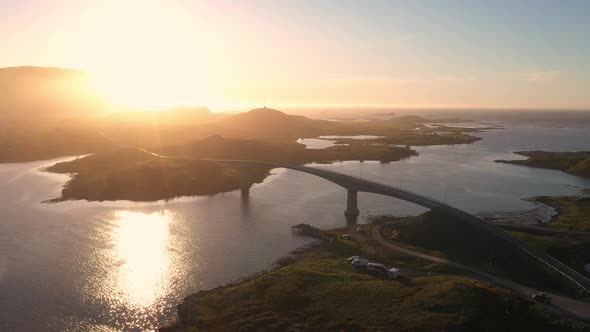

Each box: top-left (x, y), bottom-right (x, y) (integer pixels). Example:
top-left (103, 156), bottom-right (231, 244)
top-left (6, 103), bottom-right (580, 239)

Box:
top-left (1, 0), bottom-right (589, 110)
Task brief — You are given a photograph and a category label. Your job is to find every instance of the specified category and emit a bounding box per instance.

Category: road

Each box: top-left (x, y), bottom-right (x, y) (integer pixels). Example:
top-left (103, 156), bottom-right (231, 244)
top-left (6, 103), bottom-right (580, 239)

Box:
top-left (371, 221), bottom-right (590, 322)
top-left (491, 221), bottom-right (590, 240)
top-left (140, 147), bottom-right (590, 295)
top-left (101, 141), bottom-right (590, 320)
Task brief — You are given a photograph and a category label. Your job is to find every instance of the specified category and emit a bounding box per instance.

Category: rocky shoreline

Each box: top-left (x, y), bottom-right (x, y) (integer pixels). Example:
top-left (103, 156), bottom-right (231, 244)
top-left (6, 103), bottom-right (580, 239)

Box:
top-left (480, 197), bottom-right (559, 225)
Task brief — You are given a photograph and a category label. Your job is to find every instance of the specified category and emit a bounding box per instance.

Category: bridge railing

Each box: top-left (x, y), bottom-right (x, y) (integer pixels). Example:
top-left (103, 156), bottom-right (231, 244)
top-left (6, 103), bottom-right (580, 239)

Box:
top-left (145, 153), bottom-right (590, 294)
top-left (300, 164), bottom-right (450, 207)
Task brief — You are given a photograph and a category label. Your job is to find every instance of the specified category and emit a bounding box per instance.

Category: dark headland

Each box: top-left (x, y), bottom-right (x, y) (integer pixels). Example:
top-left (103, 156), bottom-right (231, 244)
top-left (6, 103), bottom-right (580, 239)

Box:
top-left (496, 151), bottom-right (590, 178)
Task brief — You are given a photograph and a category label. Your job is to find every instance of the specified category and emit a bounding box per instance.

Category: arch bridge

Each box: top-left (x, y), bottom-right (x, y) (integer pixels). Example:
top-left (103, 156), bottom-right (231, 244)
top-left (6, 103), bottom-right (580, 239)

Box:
top-left (147, 148), bottom-right (590, 295)
top-left (203, 159), bottom-right (444, 216)
top-left (196, 158), bottom-right (590, 295)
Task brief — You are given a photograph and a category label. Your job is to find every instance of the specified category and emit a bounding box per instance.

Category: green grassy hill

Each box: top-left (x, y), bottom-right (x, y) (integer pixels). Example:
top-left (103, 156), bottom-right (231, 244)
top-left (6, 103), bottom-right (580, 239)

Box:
top-left (161, 240), bottom-right (587, 332)
top-left (537, 196), bottom-right (590, 232)
top-left (181, 135), bottom-right (418, 164)
top-left (497, 151), bottom-right (590, 178)
top-left (43, 138), bottom-right (418, 202)
top-left (44, 148), bottom-right (269, 202)
top-left (383, 211), bottom-right (582, 296)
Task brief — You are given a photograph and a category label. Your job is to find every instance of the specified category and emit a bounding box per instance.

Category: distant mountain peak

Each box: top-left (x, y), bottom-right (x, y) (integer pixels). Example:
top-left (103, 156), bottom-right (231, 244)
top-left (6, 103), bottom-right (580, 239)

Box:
top-left (225, 107), bottom-right (297, 123)
top-left (246, 107), bottom-right (287, 116)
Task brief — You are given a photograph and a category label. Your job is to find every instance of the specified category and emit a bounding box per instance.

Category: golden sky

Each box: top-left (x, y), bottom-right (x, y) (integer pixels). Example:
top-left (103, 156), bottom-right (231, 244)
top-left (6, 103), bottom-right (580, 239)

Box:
top-left (1, 0), bottom-right (589, 110)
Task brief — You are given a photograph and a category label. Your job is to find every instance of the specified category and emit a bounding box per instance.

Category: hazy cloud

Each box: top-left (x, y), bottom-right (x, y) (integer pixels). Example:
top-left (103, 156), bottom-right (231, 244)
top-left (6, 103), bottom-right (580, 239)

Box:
top-left (329, 76), bottom-right (470, 84)
top-left (524, 70), bottom-right (564, 82)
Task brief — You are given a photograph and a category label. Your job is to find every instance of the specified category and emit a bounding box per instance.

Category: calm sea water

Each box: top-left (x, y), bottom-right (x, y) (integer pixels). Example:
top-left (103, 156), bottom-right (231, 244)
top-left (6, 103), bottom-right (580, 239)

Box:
top-left (1, 112), bottom-right (590, 331)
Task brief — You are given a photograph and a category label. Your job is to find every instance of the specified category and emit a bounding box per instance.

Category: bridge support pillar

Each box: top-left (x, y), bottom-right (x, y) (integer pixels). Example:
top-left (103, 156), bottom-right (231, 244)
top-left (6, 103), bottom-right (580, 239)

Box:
top-left (345, 190), bottom-right (360, 217)
top-left (239, 168), bottom-right (253, 198)
top-left (240, 185), bottom-right (251, 198)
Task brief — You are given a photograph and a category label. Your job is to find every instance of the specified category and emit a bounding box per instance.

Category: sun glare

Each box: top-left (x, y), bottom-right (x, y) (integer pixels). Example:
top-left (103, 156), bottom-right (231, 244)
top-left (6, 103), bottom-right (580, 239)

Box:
top-left (113, 210), bottom-right (172, 307)
top-left (69, 0), bottom-right (216, 110)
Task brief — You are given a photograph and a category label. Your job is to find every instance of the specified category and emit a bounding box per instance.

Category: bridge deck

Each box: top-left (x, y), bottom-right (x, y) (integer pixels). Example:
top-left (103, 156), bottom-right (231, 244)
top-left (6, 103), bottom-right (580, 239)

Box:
top-left (153, 154), bottom-right (590, 294)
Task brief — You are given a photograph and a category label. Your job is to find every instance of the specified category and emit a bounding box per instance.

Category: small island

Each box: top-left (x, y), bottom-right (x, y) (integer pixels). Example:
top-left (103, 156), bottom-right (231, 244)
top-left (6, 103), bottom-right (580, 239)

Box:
top-left (43, 148), bottom-right (271, 202)
top-left (42, 108), bottom-right (490, 203)
top-left (496, 151), bottom-right (590, 178)
top-left (43, 133), bottom-right (422, 202)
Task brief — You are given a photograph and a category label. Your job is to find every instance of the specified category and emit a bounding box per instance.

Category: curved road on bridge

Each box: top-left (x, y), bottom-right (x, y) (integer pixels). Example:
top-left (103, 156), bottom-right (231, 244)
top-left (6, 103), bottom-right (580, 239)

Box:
top-left (144, 153), bottom-right (590, 296)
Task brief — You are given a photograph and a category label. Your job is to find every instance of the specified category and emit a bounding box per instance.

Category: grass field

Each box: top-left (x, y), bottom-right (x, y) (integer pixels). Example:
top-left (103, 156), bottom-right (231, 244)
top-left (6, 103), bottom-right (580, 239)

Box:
top-left (161, 237), bottom-right (587, 332)
top-left (538, 196), bottom-right (590, 232)
top-left (507, 230), bottom-right (590, 276)
top-left (497, 151), bottom-right (590, 178)
top-left (379, 212), bottom-right (585, 296)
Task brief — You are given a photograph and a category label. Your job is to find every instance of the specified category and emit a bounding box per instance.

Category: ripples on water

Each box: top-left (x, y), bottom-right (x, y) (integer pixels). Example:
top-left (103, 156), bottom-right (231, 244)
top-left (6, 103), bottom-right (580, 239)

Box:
top-left (85, 210), bottom-right (185, 330)
top-left (1, 122), bottom-right (590, 330)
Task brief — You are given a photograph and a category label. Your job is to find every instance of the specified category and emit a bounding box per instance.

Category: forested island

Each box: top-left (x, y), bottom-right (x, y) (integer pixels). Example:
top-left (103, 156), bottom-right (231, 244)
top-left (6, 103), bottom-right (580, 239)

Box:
top-left (37, 107), bottom-right (488, 202)
top-left (496, 151), bottom-right (590, 178)
top-left (43, 148), bottom-right (271, 202)
top-left (43, 136), bottom-right (418, 202)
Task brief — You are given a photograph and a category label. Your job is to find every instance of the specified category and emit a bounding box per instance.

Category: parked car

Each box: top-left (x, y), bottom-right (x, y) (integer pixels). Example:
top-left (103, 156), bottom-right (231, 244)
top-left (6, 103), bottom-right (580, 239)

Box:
top-left (532, 292), bottom-right (551, 303)
top-left (347, 256), bottom-right (360, 262)
top-left (351, 258), bottom-right (369, 268)
top-left (387, 268), bottom-right (401, 279)
top-left (367, 262), bottom-right (388, 274)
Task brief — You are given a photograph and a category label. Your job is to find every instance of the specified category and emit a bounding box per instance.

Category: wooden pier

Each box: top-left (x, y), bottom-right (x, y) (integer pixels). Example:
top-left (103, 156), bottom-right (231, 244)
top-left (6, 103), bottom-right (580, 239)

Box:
top-left (291, 224), bottom-right (331, 241)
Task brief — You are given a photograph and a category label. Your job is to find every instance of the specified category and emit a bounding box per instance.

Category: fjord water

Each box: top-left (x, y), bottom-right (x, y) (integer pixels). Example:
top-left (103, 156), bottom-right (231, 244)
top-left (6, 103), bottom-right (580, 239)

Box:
top-left (1, 118), bottom-right (590, 330)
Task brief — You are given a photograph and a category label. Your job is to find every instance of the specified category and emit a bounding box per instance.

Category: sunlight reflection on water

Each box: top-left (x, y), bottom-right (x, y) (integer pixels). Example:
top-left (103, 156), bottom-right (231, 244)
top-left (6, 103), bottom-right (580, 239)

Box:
top-left (87, 209), bottom-right (192, 330)
top-left (113, 210), bottom-right (171, 307)
top-left (2, 124), bottom-right (590, 330)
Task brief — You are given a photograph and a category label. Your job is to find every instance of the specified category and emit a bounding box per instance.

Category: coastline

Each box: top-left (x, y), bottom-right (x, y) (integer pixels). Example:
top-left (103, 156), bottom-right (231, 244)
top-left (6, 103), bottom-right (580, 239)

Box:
top-left (495, 151), bottom-right (590, 179)
top-left (159, 239), bottom-right (327, 330)
top-left (159, 216), bottom-right (590, 331)
top-left (482, 194), bottom-right (590, 235)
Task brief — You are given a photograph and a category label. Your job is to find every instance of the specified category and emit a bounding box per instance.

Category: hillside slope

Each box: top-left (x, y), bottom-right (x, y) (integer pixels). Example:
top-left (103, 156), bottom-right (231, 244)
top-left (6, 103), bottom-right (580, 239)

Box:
top-left (496, 151), bottom-right (590, 178)
top-left (0, 66), bottom-right (107, 122)
top-left (208, 107), bottom-right (335, 139)
top-left (161, 239), bottom-right (587, 332)
top-left (44, 148), bottom-right (270, 202)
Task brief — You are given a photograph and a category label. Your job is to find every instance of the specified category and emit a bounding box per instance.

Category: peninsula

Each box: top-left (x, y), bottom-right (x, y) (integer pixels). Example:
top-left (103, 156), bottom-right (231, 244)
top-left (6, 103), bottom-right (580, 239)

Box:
top-left (496, 151), bottom-right (590, 178)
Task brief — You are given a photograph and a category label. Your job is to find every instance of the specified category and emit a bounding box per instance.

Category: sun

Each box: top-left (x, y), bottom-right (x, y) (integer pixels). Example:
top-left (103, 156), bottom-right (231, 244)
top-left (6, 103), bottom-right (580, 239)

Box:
top-left (91, 65), bottom-right (214, 110)
top-left (67, 0), bottom-right (217, 110)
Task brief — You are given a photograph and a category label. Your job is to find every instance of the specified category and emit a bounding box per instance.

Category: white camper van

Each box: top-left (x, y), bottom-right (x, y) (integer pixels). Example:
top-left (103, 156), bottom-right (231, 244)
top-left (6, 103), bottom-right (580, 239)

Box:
top-left (351, 258), bottom-right (369, 268)
top-left (387, 268), bottom-right (401, 279)
top-left (367, 262), bottom-right (388, 274)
